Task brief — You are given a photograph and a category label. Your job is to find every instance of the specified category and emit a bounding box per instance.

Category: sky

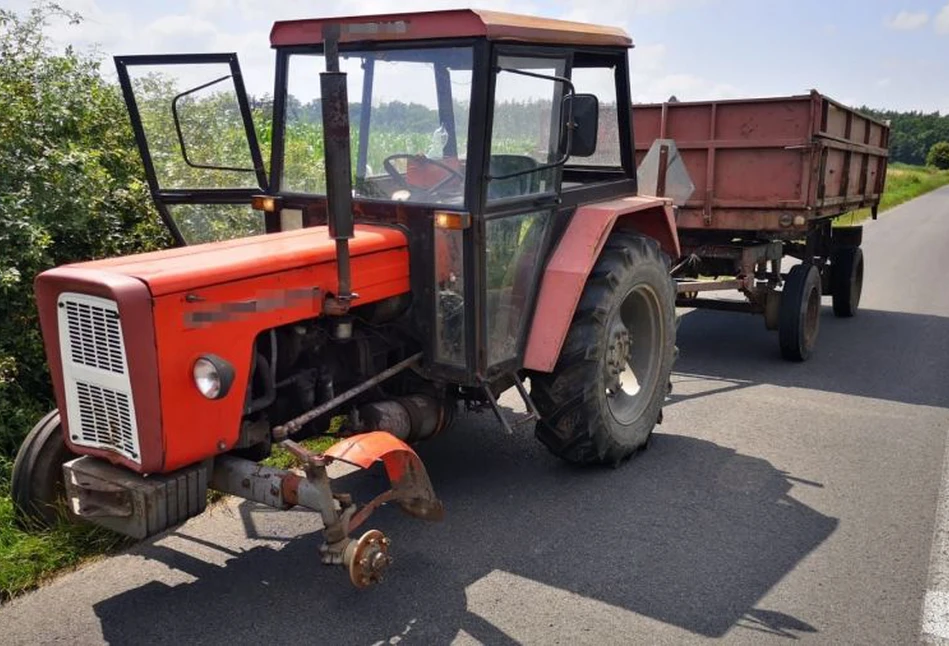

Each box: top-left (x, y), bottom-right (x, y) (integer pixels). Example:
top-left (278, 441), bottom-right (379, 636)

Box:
top-left (12, 0), bottom-right (949, 114)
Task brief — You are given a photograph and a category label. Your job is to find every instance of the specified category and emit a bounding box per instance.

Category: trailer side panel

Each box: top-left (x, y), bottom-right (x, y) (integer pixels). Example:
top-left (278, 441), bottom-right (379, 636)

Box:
top-left (633, 91), bottom-right (889, 236)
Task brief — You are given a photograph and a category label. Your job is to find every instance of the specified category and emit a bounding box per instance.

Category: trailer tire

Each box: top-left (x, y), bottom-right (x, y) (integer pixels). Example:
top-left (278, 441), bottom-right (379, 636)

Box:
top-left (531, 231), bottom-right (676, 466)
top-left (831, 246), bottom-right (863, 318)
top-left (11, 410), bottom-right (77, 528)
top-left (779, 264), bottom-right (822, 362)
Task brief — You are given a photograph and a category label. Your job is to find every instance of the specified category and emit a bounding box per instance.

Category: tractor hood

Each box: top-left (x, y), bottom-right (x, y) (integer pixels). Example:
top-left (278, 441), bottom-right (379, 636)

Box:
top-left (66, 225), bottom-right (408, 297)
top-left (32, 223), bottom-right (412, 475)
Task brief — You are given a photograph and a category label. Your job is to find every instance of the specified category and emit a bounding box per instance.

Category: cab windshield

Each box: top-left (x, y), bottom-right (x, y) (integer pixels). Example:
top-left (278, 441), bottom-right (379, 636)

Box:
top-left (282, 47), bottom-right (473, 206)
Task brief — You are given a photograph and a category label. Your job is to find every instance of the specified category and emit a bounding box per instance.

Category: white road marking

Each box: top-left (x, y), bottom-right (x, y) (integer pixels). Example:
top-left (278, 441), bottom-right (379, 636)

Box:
top-left (922, 427), bottom-right (949, 644)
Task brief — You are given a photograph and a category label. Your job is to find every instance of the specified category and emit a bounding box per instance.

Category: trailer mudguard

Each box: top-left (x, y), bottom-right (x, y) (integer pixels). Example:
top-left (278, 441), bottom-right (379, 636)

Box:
top-left (522, 196), bottom-right (678, 373)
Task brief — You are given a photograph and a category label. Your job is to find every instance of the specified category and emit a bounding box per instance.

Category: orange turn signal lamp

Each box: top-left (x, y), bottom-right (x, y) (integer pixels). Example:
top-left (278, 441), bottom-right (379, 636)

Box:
top-left (434, 211), bottom-right (471, 230)
top-left (251, 195), bottom-right (282, 213)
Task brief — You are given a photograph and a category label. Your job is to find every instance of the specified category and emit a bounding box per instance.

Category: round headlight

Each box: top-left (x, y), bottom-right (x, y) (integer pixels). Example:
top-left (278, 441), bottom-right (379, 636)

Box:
top-left (192, 355), bottom-right (234, 399)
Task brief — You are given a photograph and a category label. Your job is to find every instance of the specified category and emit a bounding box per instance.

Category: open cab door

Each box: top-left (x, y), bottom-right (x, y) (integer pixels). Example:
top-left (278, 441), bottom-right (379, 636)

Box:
top-left (115, 53), bottom-right (269, 245)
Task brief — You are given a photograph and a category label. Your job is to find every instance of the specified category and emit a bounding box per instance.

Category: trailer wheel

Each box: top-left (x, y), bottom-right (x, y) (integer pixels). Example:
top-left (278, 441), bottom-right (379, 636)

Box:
top-left (531, 231), bottom-right (676, 466)
top-left (831, 246), bottom-right (863, 318)
top-left (779, 264), bottom-right (822, 362)
top-left (11, 410), bottom-right (77, 528)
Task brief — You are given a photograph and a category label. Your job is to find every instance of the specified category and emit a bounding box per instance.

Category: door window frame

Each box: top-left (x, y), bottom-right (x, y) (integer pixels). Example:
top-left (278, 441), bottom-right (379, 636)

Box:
top-left (559, 49), bottom-right (638, 202)
top-left (115, 53), bottom-right (269, 246)
top-left (470, 45), bottom-right (574, 376)
top-left (480, 46), bottom-right (574, 214)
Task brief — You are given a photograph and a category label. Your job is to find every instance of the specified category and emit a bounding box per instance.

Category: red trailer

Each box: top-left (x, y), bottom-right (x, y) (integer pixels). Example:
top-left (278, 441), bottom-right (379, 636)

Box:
top-left (633, 90), bottom-right (890, 360)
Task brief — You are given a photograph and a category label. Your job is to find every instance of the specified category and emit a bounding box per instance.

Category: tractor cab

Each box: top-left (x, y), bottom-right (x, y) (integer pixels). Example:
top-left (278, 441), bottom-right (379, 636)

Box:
top-left (115, 9), bottom-right (638, 384)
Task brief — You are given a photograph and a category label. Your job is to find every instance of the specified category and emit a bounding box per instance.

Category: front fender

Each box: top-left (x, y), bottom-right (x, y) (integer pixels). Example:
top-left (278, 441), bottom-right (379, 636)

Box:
top-left (324, 431), bottom-right (443, 521)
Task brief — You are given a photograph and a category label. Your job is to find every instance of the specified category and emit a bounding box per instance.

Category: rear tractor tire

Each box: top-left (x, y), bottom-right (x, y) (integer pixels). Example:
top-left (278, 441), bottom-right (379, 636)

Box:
top-left (11, 410), bottom-right (78, 528)
top-left (531, 231), bottom-right (677, 466)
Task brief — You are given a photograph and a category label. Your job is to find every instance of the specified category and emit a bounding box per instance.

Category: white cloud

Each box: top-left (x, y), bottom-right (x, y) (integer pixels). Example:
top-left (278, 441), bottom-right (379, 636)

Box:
top-left (189, 0), bottom-right (235, 18)
top-left (632, 73), bottom-right (742, 103)
top-left (145, 15), bottom-right (217, 41)
top-left (560, 0), bottom-right (711, 23)
top-left (13, 0), bottom-right (740, 106)
top-left (31, 0), bottom-right (135, 56)
top-left (885, 10), bottom-right (929, 30)
top-left (628, 41), bottom-right (741, 103)
top-left (877, 78), bottom-right (892, 89)
top-left (936, 3), bottom-right (949, 34)
top-left (631, 43), bottom-right (667, 73)
top-left (234, 0), bottom-right (539, 22)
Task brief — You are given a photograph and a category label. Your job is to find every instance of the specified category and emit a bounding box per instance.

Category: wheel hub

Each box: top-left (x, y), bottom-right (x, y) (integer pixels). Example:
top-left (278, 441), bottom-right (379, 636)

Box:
top-left (345, 529), bottom-right (392, 588)
top-left (603, 284), bottom-right (663, 425)
top-left (605, 327), bottom-right (631, 395)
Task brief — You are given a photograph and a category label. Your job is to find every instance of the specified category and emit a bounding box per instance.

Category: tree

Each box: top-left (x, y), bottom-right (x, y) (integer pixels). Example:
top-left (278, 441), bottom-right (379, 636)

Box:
top-left (0, 4), bottom-right (170, 455)
top-left (859, 107), bottom-right (949, 166)
top-left (927, 142), bottom-right (949, 170)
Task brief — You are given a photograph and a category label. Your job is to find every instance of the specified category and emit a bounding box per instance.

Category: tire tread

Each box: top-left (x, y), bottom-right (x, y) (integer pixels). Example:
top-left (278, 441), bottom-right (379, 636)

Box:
top-left (531, 231), bottom-right (676, 465)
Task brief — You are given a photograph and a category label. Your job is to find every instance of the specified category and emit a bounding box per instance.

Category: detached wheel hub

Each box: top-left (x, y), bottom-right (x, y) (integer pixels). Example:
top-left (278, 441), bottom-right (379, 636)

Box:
top-left (345, 529), bottom-right (392, 588)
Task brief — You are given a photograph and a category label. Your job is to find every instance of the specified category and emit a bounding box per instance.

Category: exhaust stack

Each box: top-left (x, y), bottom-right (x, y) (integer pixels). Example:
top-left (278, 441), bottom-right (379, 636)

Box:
top-left (320, 23), bottom-right (355, 308)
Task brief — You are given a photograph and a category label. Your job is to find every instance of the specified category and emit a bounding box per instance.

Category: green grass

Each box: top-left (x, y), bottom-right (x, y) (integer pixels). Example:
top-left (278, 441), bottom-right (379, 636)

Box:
top-left (835, 163), bottom-right (949, 226)
top-left (261, 435), bottom-right (338, 471)
top-left (0, 455), bottom-right (130, 602)
top-left (0, 501), bottom-right (129, 603)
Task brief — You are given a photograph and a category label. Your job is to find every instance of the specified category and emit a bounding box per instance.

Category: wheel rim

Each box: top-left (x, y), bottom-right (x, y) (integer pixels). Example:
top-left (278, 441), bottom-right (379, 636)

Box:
top-left (604, 284), bottom-right (663, 425)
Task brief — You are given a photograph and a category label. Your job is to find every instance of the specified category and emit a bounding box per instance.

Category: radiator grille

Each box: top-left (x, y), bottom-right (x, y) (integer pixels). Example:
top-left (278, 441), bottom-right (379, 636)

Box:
top-left (57, 292), bottom-right (140, 463)
top-left (64, 299), bottom-right (125, 374)
top-left (75, 382), bottom-right (137, 457)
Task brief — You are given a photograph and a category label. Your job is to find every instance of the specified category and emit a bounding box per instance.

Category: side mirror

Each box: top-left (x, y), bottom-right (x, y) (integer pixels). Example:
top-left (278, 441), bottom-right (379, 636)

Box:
top-left (563, 93), bottom-right (599, 158)
top-left (490, 69), bottom-right (599, 182)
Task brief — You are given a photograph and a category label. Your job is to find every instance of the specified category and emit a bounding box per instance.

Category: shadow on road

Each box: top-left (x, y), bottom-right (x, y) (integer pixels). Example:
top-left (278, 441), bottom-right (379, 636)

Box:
top-left (673, 306), bottom-right (949, 409)
top-left (93, 426), bottom-right (835, 644)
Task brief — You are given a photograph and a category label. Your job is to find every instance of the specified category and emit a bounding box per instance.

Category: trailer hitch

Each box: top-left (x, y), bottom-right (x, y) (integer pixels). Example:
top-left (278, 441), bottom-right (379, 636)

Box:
top-left (212, 431), bottom-right (442, 588)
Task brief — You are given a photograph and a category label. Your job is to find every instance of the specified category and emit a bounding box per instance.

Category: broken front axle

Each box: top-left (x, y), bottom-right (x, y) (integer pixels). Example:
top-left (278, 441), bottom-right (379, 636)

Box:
top-left (64, 431), bottom-right (443, 588)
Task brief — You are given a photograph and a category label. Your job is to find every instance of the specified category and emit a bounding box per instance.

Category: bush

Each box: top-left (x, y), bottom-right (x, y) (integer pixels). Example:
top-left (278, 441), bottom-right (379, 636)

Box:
top-left (927, 142), bottom-right (949, 170)
top-left (0, 5), bottom-right (170, 457)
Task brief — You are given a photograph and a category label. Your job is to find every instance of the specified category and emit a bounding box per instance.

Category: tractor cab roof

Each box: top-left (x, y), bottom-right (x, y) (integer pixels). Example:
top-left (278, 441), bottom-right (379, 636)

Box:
top-left (269, 8), bottom-right (632, 49)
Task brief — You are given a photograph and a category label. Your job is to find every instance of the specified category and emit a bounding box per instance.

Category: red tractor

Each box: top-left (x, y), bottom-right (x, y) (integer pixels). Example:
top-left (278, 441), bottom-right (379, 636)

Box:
top-left (12, 9), bottom-right (679, 587)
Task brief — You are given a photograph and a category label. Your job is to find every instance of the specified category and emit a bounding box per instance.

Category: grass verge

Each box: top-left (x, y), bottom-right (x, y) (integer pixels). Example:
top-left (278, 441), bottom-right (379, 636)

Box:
top-left (0, 501), bottom-right (129, 603)
top-left (0, 456), bottom-right (130, 602)
top-left (835, 163), bottom-right (949, 226)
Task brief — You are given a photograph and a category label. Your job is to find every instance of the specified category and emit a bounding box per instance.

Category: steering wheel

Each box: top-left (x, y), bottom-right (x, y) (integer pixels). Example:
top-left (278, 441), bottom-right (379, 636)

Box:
top-left (382, 154), bottom-right (464, 198)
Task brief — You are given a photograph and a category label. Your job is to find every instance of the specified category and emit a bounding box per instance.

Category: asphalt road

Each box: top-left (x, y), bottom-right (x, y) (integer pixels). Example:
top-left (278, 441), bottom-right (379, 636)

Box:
top-left (3, 187), bottom-right (949, 645)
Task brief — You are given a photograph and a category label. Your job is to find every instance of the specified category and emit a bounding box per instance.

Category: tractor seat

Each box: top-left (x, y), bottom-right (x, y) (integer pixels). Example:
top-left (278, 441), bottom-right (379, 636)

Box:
top-left (487, 154), bottom-right (540, 200)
